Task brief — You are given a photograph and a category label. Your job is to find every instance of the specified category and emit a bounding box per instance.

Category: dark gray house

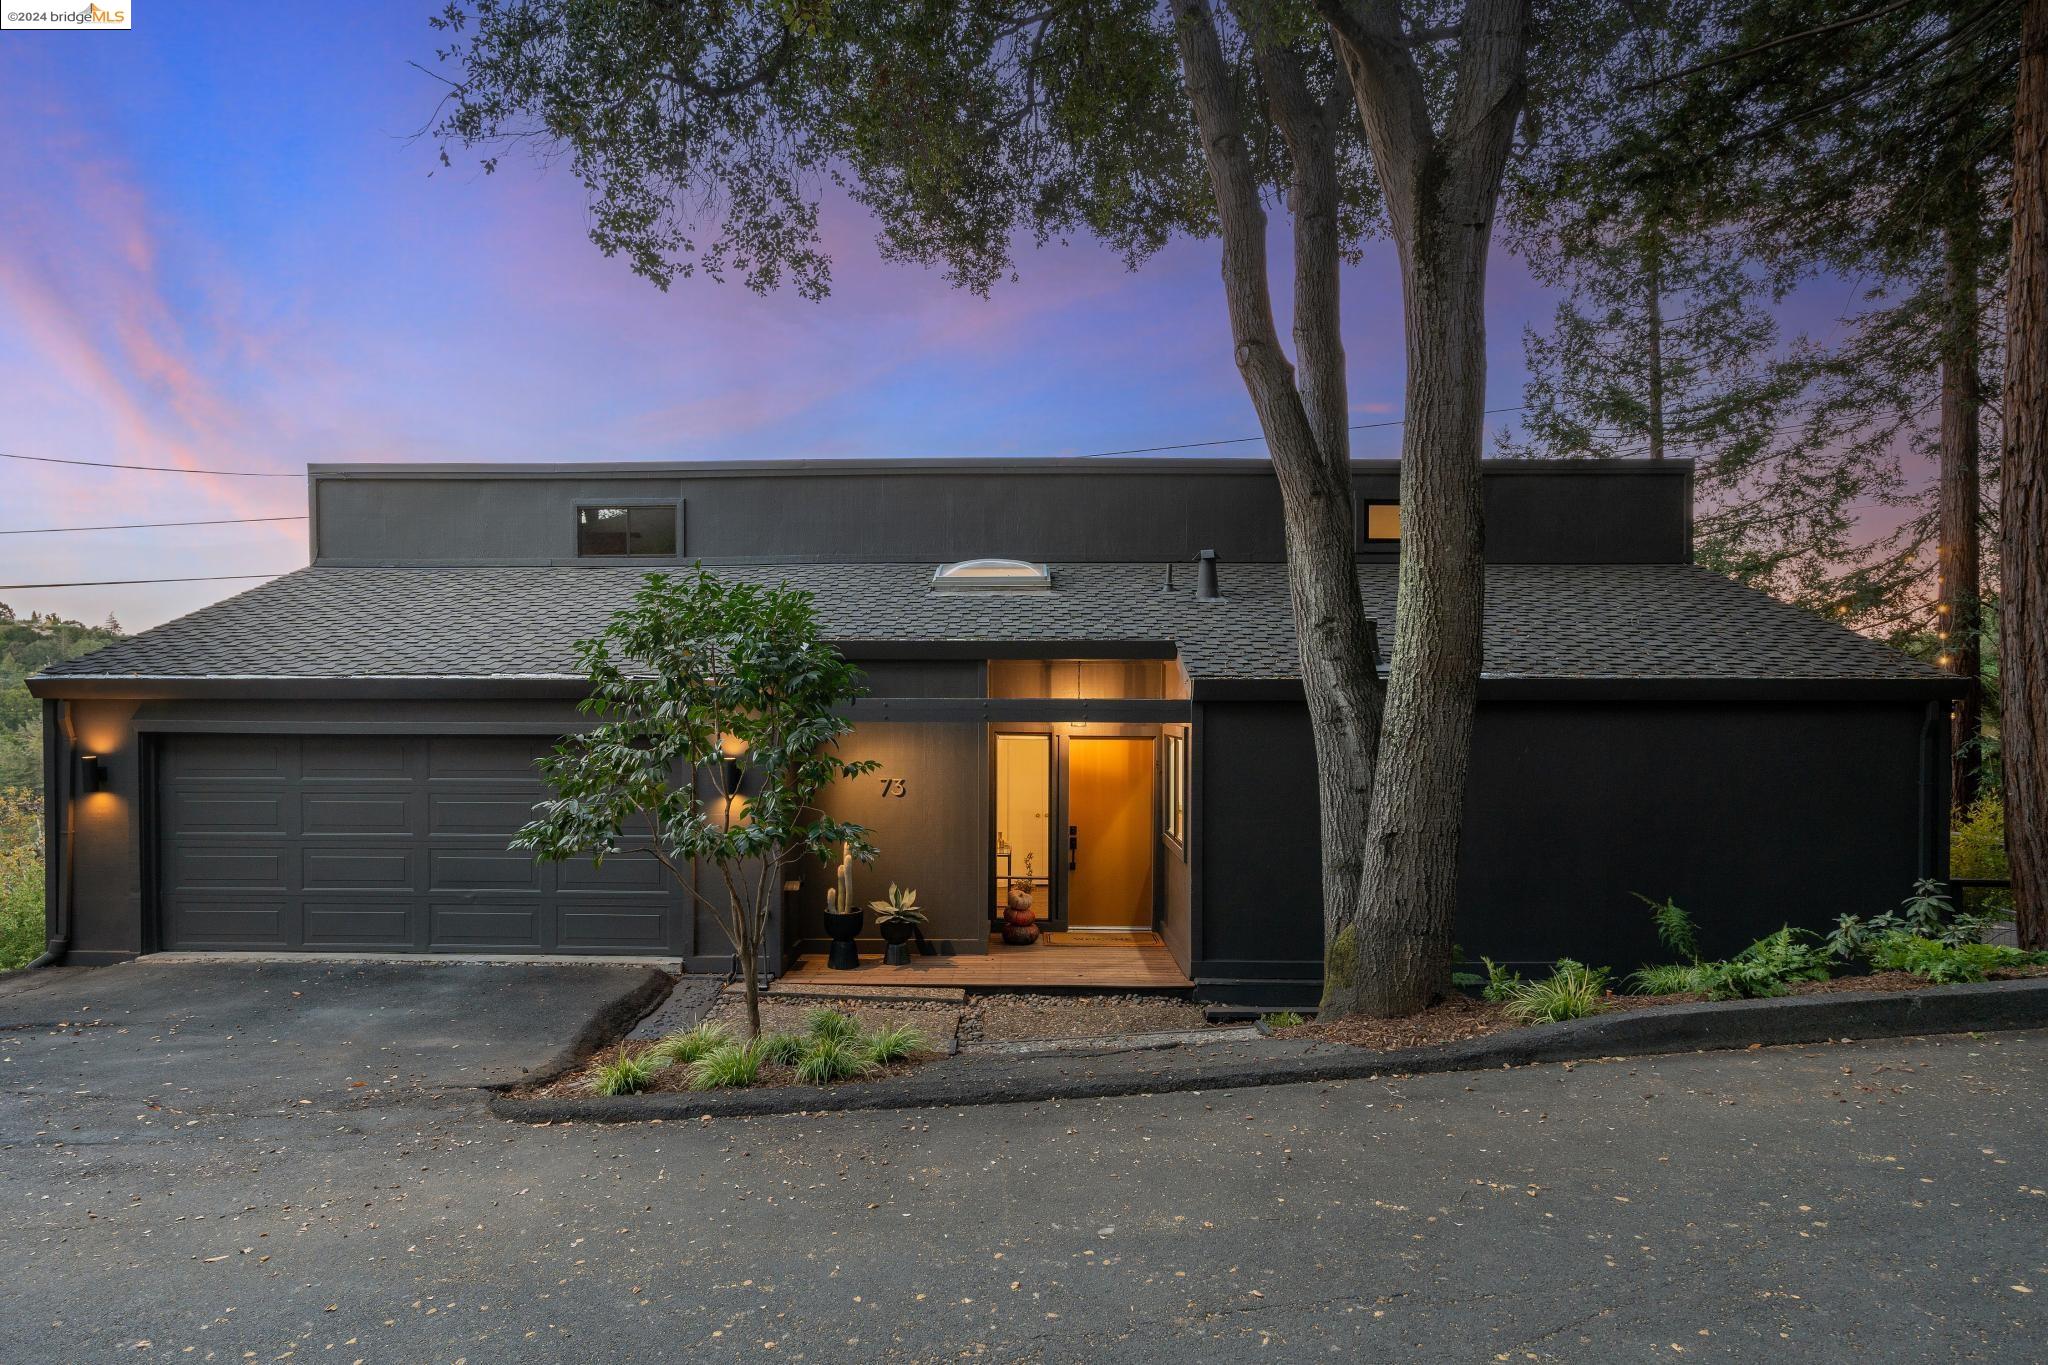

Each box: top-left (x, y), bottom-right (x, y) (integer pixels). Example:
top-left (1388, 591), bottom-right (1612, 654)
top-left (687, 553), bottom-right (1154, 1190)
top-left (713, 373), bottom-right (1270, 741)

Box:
top-left (30, 458), bottom-right (1960, 1005)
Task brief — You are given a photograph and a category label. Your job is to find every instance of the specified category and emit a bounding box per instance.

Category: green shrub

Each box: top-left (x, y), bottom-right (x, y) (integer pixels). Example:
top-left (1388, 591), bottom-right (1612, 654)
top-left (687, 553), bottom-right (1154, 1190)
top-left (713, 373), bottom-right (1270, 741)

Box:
top-left (1951, 796), bottom-right (2012, 918)
top-left (645, 1021), bottom-right (731, 1067)
top-left (589, 1048), bottom-right (655, 1096)
top-left (1261, 1011), bottom-right (1306, 1029)
top-left (862, 1023), bottom-right (926, 1063)
top-left (1829, 879), bottom-right (2006, 963)
top-left (1867, 935), bottom-right (2047, 984)
top-left (795, 1034), bottom-right (873, 1085)
top-left (1504, 959), bottom-right (1609, 1024)
top-left (756, 1031), bottom-right (807, 1065)
top-left (687, 1041), bottom-right (764, 1090)
top-left (804, 1008), bottom-right (861, 1044)
top-left (0, 788), bottom-right (46, 972)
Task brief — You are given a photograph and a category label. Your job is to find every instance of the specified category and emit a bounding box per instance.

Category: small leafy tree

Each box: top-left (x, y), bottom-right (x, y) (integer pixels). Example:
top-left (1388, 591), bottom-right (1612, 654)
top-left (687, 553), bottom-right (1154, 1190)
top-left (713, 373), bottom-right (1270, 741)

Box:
top-left (512, 568), bottom-right (876, 1037)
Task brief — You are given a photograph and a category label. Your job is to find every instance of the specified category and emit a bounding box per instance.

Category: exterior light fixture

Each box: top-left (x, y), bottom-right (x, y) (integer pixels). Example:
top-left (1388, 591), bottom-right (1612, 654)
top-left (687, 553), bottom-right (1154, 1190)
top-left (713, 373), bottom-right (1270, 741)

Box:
top-left (716, 735), bottom-right (747, 792)
top-left (77, 753), bottom-right (106, 793)
top-left (1938, 654), bottom-right (1953, 667)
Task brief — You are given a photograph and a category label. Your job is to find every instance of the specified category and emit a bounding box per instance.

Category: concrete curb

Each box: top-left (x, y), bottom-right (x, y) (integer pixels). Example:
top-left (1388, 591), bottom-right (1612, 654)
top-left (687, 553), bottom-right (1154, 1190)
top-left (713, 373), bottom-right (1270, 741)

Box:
top-left (485, 966), bottom-right (676, 1092)
top-left (489, 976), bottom-right (2048, 1123)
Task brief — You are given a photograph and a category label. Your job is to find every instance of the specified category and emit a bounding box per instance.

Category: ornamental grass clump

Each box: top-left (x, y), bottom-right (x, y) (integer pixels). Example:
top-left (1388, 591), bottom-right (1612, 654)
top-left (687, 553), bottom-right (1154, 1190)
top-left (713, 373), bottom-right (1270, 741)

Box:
top-left (1503, 959), bottom-right (1609, 1025)
top-left (755, 1031), bottom-right (807, 1065)
top-left (646, 1021), bottom-right (731, 1067)
top-left (862, 1023), bottom-right (925, 1063)
top-left (795, 1033), bottom-right (874, 1085)
top-left (589, 1047), bottom-right (655, 1096)
top-left (688, 1041), bottom-right (764, 1090)
top-left (805, 1007), bottom-right (862, 1044)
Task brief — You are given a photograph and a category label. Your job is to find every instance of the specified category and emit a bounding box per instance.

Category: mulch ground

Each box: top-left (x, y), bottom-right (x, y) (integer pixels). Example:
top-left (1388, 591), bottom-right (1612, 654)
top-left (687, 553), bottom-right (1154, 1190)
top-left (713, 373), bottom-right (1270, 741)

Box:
top-left (960, 992), bottom-right (1220, 1043)
top-left (1275, 993), bottom-right (1512, 1050)
top-left (1281, 965), bottom-right (2048, 1052)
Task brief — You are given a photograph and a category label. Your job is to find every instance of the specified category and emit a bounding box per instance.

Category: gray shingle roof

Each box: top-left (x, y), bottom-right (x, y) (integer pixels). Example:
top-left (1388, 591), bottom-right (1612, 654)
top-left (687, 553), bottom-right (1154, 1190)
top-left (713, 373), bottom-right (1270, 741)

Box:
top-left (35, 561), bottom-right (1943, 687)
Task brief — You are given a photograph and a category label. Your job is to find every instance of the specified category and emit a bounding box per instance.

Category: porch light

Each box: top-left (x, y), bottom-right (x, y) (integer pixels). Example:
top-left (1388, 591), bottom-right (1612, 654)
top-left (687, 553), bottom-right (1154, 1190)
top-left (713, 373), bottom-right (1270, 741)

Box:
top-left (77, 753), bottom-right (106, 793)
top-left (718, 733), bottom-right (750, 760)
top-left (931, 558), bottom-right (1052, 593)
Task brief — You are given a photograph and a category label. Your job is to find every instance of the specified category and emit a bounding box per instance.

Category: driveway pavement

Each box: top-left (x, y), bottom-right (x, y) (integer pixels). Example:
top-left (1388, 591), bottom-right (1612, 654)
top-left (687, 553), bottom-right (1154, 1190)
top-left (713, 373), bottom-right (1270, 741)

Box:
top-left (3, 962), bottom-right (2045, 1362)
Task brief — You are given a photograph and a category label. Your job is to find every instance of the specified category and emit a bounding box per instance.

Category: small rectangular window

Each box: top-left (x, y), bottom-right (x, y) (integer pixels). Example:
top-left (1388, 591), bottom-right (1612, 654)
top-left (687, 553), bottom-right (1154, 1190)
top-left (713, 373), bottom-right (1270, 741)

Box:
top-left (578, 504), bottom-right (677, 557)
top-left (1364, 501), bottom-right (1402, 545)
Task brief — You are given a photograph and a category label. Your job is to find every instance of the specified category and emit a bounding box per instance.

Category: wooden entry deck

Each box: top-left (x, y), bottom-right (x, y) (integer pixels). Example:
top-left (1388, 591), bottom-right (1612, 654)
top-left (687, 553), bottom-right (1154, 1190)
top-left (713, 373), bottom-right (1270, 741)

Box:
top-left (781, 932), bottom-right (1192, 990)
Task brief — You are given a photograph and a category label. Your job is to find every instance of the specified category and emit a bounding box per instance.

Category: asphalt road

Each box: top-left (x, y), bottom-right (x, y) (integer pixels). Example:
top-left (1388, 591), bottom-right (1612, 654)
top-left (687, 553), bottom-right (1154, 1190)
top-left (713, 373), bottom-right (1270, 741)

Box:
top-left (3, 962), bottom-right (2044, 1362)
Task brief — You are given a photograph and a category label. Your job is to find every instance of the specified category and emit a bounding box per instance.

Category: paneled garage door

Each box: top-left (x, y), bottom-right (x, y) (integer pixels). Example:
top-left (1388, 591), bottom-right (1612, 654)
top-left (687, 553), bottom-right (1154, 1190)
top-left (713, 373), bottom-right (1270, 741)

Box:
top-left (156, 734), bottom-right (683, 954)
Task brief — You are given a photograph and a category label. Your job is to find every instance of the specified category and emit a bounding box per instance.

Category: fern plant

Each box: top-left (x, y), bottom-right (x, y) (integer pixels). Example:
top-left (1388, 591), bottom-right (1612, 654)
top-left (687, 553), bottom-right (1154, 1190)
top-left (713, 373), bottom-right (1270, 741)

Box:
top-left (1479, 957), bottom-right (1524, 1003)
top-left (1634, 894), bottom-right (1702, 964)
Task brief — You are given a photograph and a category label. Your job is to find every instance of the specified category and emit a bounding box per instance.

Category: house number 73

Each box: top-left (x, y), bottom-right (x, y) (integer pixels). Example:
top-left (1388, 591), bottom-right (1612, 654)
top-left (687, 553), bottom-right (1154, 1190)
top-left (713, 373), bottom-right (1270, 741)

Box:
top-left (878, 777), bottom-right (908, 797)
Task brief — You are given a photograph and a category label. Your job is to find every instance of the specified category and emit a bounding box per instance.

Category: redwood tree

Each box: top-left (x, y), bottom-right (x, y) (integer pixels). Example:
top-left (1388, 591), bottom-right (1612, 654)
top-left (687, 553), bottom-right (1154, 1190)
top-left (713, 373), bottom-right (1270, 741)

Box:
top-left (2005, 0), bottom-right (2047, 949)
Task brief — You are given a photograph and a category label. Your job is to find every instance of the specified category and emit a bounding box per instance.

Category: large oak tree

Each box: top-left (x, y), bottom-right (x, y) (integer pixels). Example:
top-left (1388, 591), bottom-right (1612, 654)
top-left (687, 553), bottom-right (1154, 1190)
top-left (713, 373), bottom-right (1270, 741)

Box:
top-left (430, 0), bottom-right (1537, 1015)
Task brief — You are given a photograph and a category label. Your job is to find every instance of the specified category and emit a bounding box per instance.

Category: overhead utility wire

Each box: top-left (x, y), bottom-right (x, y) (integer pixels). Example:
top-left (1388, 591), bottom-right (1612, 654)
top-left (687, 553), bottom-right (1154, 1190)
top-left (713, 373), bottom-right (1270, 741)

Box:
top-left (0, 515), bottom-right (309, 536)
top-left (1077, 405), bottom-right (1527, 458)
top-left (2, 404), bottom-right (1532, 480)
top-left (0, 449), bottom-right (302, 477)
top-left (0, 572), bottom-right (293, 590)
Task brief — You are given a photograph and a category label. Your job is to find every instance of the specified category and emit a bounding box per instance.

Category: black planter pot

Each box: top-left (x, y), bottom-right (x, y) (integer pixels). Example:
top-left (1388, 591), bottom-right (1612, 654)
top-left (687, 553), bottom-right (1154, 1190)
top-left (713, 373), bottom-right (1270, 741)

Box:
top-left (823, 909), bottom-right (864, 970)
top-left (877, 918), bottom-right (918, 947)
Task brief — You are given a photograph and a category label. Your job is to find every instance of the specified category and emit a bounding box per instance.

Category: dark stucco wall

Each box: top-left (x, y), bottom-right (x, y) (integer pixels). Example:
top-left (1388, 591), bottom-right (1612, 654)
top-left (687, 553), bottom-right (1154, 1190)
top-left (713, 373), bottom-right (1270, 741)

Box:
top-left (794, 721), bottom-right (989, 956)
top-left (310, 461), bottom-right (1691, 567)
top-left (1195, 697), bottom-right (1938, 993)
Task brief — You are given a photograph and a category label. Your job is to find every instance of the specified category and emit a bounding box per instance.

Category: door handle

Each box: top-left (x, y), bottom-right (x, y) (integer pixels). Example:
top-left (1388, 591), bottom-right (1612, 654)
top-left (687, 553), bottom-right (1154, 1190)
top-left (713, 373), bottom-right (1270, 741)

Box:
top-left (1068, 824), bottom-right (1078, 872)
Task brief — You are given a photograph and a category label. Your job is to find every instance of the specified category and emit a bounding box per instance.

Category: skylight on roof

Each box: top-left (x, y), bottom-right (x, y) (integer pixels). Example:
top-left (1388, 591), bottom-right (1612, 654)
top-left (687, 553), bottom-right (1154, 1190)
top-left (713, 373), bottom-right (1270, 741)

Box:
top-left (931, 558), bottom-right (1053, 593)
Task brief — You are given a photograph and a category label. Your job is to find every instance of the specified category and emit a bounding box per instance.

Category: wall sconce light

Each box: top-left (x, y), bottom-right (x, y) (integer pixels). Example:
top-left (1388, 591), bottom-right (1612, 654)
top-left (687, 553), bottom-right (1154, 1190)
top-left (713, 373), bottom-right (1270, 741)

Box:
top-left (77, 753), bottom-right (107, 794)
top-left (717, 734), bottom-right (748, 791)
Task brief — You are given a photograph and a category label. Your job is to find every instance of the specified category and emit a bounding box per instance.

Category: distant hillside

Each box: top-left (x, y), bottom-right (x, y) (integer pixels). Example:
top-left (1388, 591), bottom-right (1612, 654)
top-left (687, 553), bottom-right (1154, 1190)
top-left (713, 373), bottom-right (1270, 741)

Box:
top-left (1, 604), bottom-right (123, 790)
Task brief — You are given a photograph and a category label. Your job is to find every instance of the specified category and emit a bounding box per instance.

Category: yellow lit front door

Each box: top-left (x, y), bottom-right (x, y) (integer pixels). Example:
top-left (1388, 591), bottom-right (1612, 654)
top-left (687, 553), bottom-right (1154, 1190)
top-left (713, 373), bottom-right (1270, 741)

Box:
top-left (1065, 737), bottom-right (1156, 930)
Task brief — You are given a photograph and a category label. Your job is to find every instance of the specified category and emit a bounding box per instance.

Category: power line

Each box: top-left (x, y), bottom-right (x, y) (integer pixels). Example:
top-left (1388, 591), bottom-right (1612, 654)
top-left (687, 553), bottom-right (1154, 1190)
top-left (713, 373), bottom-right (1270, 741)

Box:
top-left (1, 404), bottom-right (1531, 483)
top-left (1077, 405), bottom-right (1526, 458)
top-left (0, 572), bottom-right (293, 590)
top-left (0, 514), bottom-right (308, 536)
top-left (0, 450), bottom-right (301, 478)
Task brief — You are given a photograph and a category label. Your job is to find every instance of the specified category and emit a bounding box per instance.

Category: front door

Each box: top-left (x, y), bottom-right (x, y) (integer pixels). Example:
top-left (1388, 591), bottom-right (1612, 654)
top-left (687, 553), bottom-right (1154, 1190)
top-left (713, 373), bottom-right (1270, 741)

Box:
top-left (1065, 736), bottom-right (1156, 930)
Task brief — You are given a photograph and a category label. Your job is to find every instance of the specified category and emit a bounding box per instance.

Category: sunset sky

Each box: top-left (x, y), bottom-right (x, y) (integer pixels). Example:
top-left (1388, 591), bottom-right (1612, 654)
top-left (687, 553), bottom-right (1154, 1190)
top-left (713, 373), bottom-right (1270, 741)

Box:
top-left (1, 5), bottom-right (1891, 631)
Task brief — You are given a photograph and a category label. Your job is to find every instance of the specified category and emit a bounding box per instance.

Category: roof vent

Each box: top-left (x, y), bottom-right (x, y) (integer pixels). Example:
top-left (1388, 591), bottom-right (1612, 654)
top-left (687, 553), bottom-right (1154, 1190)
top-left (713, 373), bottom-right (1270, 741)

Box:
top-left (931, 558), bottom-right (1053, 593)
top-left (1195, 549), bottom-right (1221, 602)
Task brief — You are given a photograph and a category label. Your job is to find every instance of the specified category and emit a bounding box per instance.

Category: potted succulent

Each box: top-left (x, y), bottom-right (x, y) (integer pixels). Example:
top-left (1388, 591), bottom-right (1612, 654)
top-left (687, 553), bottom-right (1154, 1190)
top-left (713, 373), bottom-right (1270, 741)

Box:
top-left (869, 884), bottom-right (928, 965)
top-left (822, 844), bottom-right (864, 970)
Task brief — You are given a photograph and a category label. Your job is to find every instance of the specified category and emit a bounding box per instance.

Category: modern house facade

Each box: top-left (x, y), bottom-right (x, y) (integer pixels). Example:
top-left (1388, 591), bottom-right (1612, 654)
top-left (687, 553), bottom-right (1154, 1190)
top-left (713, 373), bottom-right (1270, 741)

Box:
top-left (30, 458), bottom-right (1961, 1005)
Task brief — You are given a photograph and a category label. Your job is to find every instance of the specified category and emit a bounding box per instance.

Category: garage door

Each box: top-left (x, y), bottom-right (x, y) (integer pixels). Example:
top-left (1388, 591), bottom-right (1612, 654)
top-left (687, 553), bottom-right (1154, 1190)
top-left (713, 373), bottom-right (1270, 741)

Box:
top-left (157, 734), bottom-right (683, 954)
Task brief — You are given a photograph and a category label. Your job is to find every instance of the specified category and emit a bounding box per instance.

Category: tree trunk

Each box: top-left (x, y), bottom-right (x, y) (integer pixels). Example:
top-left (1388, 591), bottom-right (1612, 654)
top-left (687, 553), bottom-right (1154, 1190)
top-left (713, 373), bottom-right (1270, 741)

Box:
top-left (1173, 0), bottom-right (1385, 951)
top-left (1324, 170), bottom-right (1493, 1016)
top-left (1939, 216), bottom-right (1984, 815)
top-left (1314, 0), bottom-right (1528, 1016)
top-left (2006, 0), bottom-right (2048, 951)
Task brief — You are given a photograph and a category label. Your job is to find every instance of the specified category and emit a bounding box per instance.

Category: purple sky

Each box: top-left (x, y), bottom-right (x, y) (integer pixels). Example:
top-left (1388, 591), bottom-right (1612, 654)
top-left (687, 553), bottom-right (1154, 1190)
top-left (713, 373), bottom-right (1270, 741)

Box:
top-left (0, 6), bottom-right (1895, 631)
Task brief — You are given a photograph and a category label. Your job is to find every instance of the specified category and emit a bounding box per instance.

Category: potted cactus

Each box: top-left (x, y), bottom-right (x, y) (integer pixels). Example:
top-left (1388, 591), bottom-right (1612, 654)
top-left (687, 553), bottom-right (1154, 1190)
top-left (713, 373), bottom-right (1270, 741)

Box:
top-left (822, 843), bottom-right (864, 970)
top-left (869, 884), bottom-right (928, 965)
